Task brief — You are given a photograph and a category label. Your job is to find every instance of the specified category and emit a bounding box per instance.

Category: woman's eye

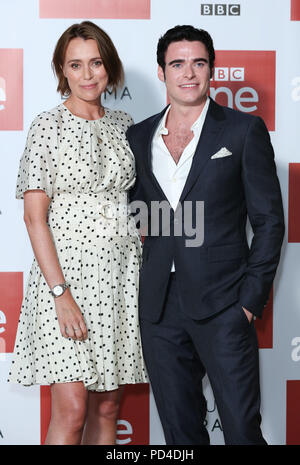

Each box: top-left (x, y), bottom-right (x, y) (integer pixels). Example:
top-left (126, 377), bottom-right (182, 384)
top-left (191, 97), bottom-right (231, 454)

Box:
top-left (71, 63), bottom-right (79, 69)
top-left (93, 60), bottom-right (102, 66)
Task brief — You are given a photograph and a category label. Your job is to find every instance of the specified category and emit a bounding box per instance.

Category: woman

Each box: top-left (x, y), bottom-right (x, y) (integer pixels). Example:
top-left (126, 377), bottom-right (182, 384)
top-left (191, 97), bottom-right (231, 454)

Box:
top-left (8, 21), bottom-right (147, 445)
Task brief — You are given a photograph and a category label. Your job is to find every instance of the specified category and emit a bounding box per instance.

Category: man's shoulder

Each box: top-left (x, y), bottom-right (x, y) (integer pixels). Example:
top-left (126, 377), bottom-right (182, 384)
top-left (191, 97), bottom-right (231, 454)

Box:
top-left (212, 100), bottom-right (270, 145)
top-left (212, 99), bottom-right (261, 127)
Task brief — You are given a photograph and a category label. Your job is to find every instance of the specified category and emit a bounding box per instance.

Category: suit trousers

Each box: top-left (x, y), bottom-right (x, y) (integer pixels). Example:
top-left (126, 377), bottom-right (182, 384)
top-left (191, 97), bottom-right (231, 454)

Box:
top-left (140, 273), bottom-right (267, 445)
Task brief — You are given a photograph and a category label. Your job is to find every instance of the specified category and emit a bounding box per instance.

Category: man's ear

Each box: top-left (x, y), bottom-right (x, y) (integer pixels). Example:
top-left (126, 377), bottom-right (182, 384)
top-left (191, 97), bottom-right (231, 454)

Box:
top-left (158, 65), bottom-right (165, 83)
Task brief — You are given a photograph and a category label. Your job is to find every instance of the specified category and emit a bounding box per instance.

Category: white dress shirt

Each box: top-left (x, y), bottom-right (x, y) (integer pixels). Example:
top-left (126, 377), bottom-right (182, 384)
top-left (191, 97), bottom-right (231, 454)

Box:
top-left (151, 97), bottom-right (210, 271)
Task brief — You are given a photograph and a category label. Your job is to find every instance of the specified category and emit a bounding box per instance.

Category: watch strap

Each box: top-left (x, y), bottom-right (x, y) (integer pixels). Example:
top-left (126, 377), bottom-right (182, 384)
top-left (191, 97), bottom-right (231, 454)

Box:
top-left (49, 283), bottom-right (68, 298)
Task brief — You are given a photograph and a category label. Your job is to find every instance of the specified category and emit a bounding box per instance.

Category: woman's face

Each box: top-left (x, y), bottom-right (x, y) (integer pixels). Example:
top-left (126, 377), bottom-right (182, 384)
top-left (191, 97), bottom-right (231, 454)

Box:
top-left (62, 37), bottom-right (109, 102)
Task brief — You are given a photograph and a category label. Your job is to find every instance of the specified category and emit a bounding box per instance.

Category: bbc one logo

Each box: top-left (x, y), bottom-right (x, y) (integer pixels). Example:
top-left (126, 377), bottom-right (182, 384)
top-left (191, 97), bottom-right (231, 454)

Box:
top-left (0, 272), bottom-right (23, 353)
top-left (39, 0), bottom-right (150, 19)
top-left (291, 77), bottom-right (300, 102)
top-left (211, 67), bottom-right (253, 112)
top-left (209, 51), bottom-right (276, 131)
top-left (0, 77), bottom-right (5, 111)
top-left (291, 0), bottom-right (300, 21)
top-left (291, 337), bottom-right (300, 361)
top-left (0, 309), bottom-right (7, 356)
top-left (0, 49), bottom-right (23, 130)
top-left (200, 3), bottom-right (240, 15)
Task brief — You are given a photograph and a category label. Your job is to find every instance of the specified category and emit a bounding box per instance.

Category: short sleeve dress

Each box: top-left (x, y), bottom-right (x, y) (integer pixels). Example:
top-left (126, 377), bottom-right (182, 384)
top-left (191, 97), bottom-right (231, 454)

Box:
top-left (8, 103), bottom-right (148, 392)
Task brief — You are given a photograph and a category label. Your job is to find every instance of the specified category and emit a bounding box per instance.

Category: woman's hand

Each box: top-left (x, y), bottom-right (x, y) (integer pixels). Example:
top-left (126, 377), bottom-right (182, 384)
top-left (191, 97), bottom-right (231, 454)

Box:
top-left (54, 289), bottom-right (88, 341)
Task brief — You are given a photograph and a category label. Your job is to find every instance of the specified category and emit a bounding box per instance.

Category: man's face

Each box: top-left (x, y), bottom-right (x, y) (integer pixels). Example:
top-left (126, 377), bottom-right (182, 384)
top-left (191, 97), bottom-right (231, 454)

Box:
top-left (158, 40), bottom-right (211, 108)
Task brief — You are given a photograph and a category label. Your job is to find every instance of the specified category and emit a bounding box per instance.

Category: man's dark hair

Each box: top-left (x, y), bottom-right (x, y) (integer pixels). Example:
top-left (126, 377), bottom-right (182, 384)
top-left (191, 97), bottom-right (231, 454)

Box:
top-left (157, 25), bottom-right (215, 78)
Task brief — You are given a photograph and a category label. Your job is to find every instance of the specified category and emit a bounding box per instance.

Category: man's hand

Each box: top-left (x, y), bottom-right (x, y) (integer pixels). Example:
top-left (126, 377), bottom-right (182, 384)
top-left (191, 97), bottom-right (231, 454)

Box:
top-left (242, 306), bottom-right (253, 323)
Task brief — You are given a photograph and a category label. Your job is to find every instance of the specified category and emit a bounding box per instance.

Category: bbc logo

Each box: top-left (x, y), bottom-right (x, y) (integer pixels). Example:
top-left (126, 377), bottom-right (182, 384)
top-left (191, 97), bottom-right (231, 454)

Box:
top-left (213, 67), bottom-right (244, 81)
top-left (0, 76), bottom-right (6, 111)
top-left (201, 4), bottom-right (241, 16)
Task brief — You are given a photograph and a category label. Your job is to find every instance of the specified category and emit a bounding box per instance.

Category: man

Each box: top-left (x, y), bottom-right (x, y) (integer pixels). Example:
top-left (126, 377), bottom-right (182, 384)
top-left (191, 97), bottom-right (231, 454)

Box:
top-left (126, 25), bottom-right (284, 445)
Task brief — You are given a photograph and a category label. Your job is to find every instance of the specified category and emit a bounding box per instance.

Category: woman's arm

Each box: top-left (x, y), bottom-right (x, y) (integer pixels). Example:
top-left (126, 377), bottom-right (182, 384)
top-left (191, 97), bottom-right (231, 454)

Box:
top-left (24, 190), bottom-right (88, 341)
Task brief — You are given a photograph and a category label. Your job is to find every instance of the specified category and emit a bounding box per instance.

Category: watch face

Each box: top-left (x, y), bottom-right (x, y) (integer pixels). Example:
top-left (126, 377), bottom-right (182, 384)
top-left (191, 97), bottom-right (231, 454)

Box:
top-left (53, 285), bottom-right (63, 297)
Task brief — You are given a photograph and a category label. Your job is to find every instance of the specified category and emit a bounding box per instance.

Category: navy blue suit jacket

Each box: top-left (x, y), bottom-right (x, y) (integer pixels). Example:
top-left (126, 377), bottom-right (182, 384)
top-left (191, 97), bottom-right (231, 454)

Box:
top-left (126, 98), bottom-right (285, 322)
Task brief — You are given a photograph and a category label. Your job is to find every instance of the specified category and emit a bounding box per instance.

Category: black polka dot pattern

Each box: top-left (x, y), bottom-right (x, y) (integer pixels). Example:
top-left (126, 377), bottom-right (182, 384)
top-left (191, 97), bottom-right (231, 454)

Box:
top-left (8, 104), bottom-right (148, 391)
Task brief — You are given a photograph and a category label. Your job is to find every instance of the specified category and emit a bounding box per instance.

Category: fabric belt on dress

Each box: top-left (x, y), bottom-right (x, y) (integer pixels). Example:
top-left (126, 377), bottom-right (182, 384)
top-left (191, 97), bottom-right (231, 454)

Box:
top-left (49, 192), bottom-right (140, 239)
top-left (50, 192), bottom-right (130, 220)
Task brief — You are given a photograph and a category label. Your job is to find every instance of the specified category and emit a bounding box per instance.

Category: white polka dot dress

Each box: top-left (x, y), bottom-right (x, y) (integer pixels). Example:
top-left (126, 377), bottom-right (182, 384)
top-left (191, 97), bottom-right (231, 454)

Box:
top-left (8, 103), bottom-right (148, 391)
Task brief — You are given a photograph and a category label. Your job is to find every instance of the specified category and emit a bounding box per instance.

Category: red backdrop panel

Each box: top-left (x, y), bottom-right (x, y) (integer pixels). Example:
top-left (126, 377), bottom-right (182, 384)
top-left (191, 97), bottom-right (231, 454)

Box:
top-left (0, 272), bottom-right (23, 353)
top-left (40, 386), bottom-right (51, 445)
top-left (255, 287), bottom-right (273, 349)
top-left (39, 0), bottom-right (150, 19)
top-left (288, 163), bottom-right (300, 242)
top-left (40, 384), bottom-right (149, 444)
top-left (210, 51), bottom-right (276, 131)
top-left (286, 380), bottom-right (300, 444)
top-left (291, 0), bottom-right (300, 20)
top-left (0, 49), bottom-right (23, 131)
top-left (118, 384), bottom-right (149, 444)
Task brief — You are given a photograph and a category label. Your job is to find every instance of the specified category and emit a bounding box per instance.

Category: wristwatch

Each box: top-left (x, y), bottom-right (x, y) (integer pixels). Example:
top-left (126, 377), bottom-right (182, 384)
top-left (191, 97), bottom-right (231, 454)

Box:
top-left (49, 283), bottom-right (69, 298)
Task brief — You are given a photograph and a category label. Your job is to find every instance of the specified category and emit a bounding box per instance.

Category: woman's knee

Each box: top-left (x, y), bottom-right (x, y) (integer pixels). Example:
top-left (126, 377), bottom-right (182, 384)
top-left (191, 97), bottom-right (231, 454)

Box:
top-left (53, 399), bottom-right (87, 431)
top-left (98, 399), bottom-right (121, 421)
top-left (50, 383), bottom-right (88, 431)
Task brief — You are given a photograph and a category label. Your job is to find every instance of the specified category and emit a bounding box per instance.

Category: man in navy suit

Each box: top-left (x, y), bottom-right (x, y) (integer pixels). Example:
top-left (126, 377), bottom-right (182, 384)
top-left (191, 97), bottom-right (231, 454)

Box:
top-left (126, 25), bottom-right (284, 445)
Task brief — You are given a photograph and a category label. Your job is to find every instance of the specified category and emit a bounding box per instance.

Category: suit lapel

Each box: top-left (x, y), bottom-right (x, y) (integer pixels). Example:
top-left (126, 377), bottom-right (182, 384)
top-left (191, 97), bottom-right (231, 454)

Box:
top-left (178, 98), bottom-right (226, 204)
top-left (141, 99), bottom-right (226, 206)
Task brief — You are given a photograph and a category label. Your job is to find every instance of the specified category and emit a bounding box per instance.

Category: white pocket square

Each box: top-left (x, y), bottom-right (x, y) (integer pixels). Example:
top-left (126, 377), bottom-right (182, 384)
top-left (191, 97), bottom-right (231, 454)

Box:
top-left (211, 147), bottom-right (232, 159)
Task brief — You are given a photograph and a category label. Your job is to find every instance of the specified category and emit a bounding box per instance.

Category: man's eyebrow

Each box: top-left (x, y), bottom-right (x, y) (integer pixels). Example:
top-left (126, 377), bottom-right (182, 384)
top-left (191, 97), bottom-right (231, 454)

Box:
top-left (193, 58), bottom-right (208, 63)
top-left (167, 58), bottom-right (208, 66)
top-left (168, 59), bottom-right (184, 66)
